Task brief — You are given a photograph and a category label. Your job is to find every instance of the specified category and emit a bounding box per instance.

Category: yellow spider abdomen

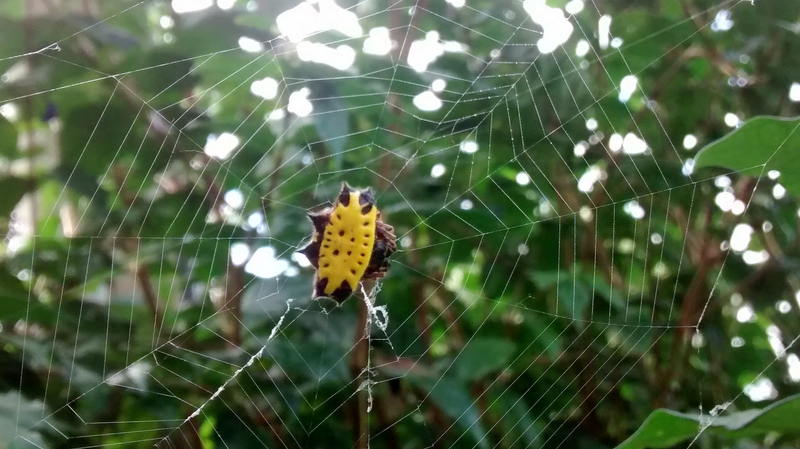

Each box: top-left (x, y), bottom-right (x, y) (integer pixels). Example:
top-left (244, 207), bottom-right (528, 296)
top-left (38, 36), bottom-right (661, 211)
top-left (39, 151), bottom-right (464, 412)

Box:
top-left (317, 191), bottom-right (377, 295)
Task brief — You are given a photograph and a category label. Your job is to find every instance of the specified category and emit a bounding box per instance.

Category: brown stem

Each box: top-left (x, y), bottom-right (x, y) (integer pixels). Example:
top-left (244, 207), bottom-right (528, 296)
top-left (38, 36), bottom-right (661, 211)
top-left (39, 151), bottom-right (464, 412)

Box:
top-left (656, 205), bottom-right (718, 407)
top-left (264, 105), bottom-right (290, 205)
top-left (678, 0), bottom-right (744, 80)
top-left (183, 415), bottom-right (204, 449)
top-left (754, 218), bottom-right (800, 304)
top-left (628, 47), bottom-right (693, 129)
top-left (111, 166), bottom-right (139, 205)
top-left (222, 258), bottom-right (245, 348)
top-left (576, 356), bottom-right (611, 443)
top-left (391, 0), bottom-right (427, 63)
top-left (373, 394), bottom-right (400, 449)
top-left (385, 4), bottom-right (434, 357)
top-left (201, 170), bottom-right (247, 348)
top-left (428, 281), bottom-right (466, 347)
top-left (203, 172), bottom-right (225, 220)
top-left (250, 406), bottom-right (288, 448)
top-left (381, 0), bottom-right (426, 184)
top-left (409, 249), bottom-right (432, 351)
top-left (109, 167), bottom-right (168, 331)
top-left (135, 265), bottom-right (164, 329)
top-left (470, 381), bottom-right (491, 428)
top-left (350, 295), bottom-right (370, 449)
top-left (579, 187), bottom-right (622, 292)
top-left (161, 415), bottom-right (203, 449)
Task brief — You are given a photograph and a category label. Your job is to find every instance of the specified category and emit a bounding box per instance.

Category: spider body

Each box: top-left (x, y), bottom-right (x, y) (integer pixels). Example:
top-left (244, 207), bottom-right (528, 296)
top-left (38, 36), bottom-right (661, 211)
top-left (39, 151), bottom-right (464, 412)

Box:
top-left (298, 183), bottom-right (396, 304)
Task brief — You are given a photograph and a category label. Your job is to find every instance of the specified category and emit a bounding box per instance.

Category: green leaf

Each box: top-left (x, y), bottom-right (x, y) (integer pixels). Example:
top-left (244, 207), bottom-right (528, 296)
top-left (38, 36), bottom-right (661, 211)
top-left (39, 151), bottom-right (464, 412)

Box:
top-left (53, 164), bottom-right (109, 214)
top-left (0, 265), bottom-right (55, 324)
top-left (8, 237), bottom-right (111, 290)
top-left (520, 312), bottom-right (563, 359)
top-left (0, 0), bottom-right (24, 19)
top-left (694, 116), bottom-right (800, 197)
top-left (603, 326), bottom-right (654, 357)
top-left (0, 176), bottom-right (33, 216)
top-left (241, 276), bottom-right (312, 327)
top-left (129, 49), bottom-right (198, 101)
top-left (0, 391), bottom-right (52, 448)
top-left (616, 393), bottom-right (800, 449)
top-left (452, 337), bottom-right (517, 382)
top-left (60, 102), bottom-right (140, 176)
top-left (532, 270), bottom-right (591, 328)
top-left (0, 116), bottom-right (18, 157)
top-left (68, 16), bottom-right (140, 49)
top-left (491, 389), bottom-right (543, 449)
top-left (309, 80), bottom-right (350, 170)
top-left (136, 191), bottom-right (210, 238)
top-left (409, 376), bottom-right (490, 449)
top-left (687, 57), bottom-right (710, 80)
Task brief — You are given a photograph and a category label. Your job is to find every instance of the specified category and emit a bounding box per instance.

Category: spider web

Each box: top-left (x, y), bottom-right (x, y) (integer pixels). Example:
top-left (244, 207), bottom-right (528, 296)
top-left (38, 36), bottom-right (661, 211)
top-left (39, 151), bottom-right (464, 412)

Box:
top-left (3, 0), bottom-right (798, 448)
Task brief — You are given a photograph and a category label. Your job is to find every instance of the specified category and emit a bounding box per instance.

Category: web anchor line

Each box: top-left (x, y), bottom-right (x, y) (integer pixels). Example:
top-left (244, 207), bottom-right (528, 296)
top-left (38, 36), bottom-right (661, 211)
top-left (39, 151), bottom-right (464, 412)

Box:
top-left (172, 299), bottom-right (293, 428)
top-left (359, 283), bottom-right (390, 416)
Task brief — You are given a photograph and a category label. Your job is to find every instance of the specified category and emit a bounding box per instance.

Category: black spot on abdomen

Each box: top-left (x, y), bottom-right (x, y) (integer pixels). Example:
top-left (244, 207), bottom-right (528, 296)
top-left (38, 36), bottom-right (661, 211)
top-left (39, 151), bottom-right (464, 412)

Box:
top-left (330, 280), bottom-right (354, 304)
top-left (338, 184), bottom-right (353, 206)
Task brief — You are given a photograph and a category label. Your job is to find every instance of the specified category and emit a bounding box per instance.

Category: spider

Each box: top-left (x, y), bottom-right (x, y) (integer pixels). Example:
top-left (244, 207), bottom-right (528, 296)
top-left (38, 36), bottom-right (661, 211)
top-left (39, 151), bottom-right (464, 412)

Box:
top-left (298, 182), bottom-right (396, 304)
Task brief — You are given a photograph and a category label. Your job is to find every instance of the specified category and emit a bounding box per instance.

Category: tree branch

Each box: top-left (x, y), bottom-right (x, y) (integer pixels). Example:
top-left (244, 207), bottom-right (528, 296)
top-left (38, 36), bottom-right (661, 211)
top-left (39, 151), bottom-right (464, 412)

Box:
top-left (350, 293), bottom-right (370, 449)
top-left (656, 204), bottom-right (720, 407)
top-left (135, 265), bottom-right (164, 329)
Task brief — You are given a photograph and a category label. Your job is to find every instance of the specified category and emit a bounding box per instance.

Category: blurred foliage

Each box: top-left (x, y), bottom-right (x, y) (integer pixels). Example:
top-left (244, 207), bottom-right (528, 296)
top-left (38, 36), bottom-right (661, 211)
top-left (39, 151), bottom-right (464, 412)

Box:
top-left (1, 0), bottom-right (800, 448)
top-left (695, 116), bottom-right (800, 197)
top-left (618, 393), bottom-right (800, 449)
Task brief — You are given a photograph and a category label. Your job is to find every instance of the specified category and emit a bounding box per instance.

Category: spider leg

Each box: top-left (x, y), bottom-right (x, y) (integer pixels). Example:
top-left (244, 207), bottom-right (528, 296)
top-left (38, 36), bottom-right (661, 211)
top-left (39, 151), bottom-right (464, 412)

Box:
top-left (363, 235), bottom-right (394, 282)
top-left (362, 272), bottom-right (387, 281)
top-left (376, 222), bottom-right (397, 254)
top-left (297, 235), bottom-right (321, 268)
top-left (307, 209), bottom-right (331, 233)
top-left (366, 241), bottom-right (388, 271)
